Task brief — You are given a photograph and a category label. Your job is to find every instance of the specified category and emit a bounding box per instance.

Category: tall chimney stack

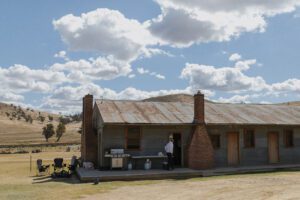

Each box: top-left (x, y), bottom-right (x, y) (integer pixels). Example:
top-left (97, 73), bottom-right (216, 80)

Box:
top-left (194, 90), bottom-right (204, 124)
top-left (81, 94), bottom-right (97, 164)
top-left (187, 90), bottom-right (214, 169)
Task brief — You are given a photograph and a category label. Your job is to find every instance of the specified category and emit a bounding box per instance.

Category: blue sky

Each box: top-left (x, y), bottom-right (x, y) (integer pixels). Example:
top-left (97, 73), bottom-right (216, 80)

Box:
top-left (0, 0), bottom-right (300, 113)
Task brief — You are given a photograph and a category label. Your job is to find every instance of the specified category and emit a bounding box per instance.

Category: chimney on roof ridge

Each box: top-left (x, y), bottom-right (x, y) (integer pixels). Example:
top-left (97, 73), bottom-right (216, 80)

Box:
top-left (194, 90), bottom-right (204, 124)
top-left (81, 94), bottom-right (97, 164)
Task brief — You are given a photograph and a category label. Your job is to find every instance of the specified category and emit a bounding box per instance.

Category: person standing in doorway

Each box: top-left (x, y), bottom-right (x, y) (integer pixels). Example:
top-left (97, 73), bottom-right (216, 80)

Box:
top-left (165, 136), bottom-right (174, 170)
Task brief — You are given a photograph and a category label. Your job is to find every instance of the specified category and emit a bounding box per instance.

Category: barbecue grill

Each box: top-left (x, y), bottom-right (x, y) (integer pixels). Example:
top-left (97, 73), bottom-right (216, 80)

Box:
top-left (104, 149), bottom-right (130, 169)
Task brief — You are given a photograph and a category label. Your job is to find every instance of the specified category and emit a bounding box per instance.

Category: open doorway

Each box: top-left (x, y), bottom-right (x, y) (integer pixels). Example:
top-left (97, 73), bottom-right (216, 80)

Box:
top-left (173, 133), bottom-right (182, 166)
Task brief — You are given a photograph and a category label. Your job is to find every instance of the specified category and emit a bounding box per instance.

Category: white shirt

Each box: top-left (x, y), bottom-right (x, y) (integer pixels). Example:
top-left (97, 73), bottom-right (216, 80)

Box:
top-left (165, 141), bottom-right (174, 154)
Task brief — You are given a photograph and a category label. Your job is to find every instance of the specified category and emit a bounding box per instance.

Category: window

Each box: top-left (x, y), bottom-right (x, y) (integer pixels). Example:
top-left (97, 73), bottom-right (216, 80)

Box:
top-left (244, 129), bottom-right (255, 148)
top-left (210, 135), bottom-right (221, 149)
top-left (284, 130), bottom-right (294, 148)
top-left (126, 126), bottom-right (141, 150)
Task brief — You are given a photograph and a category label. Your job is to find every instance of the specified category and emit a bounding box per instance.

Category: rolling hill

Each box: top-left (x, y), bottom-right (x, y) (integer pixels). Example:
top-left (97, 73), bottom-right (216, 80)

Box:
top-left (0, 102), bottom-right (81, 146)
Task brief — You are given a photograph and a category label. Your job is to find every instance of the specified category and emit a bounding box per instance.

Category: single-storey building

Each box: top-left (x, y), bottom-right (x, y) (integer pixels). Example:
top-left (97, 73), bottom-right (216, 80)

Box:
top-left (81, 92), bottom-right (300, 170)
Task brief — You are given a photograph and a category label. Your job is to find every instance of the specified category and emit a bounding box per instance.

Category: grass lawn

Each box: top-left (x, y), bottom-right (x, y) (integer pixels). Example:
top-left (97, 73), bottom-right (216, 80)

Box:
top-left (2, 152), bottom-right (300, 200)
top-left (0, 151), bottom-right (158, 200)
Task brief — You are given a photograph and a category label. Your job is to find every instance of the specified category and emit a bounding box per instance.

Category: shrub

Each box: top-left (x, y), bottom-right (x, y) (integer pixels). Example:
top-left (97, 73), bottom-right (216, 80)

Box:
top-left (56, 122), bottom-right (66, 142)
top-left (42, 123), bottom-right (55, 142)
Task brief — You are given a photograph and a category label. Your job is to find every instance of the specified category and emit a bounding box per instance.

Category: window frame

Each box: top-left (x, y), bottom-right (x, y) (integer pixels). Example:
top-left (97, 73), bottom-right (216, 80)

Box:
top-left (243, 129), bottom-right (255, 148)
top-left (284, 129), bottom-right (294, 148)
top-left (125, 126), bottom-right (142, 150)
top-left (210, 134), bottom-right (221, 149)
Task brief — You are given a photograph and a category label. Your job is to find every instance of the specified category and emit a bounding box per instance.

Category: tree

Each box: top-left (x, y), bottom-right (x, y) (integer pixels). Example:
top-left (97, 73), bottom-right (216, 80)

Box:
top-left (48, 115), bottom-right (53, 121)
top-left (39, 116), bottom-right (45, 123)
top-left (25, 115), bottom-right (33, 124)
top-left (42, 124), bottom-right (55, 142)
top-left (56, 122), bottom-right (66, 142)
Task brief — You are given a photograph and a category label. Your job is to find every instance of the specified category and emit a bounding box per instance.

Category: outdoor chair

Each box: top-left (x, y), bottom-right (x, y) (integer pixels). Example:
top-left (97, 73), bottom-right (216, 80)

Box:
top-left (51, 158), bottom-right (70, 178)
top-left (68, 155), bottom-right (78, 173)
top-left (36, 159), bottom-right (50, 175)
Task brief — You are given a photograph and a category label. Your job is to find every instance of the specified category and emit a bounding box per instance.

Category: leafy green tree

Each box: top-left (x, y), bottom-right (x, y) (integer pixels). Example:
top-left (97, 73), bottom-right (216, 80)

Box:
top-left (56, 122), bottom-right (66, 142)
top-left (42, 124), bottom-right (55, 142)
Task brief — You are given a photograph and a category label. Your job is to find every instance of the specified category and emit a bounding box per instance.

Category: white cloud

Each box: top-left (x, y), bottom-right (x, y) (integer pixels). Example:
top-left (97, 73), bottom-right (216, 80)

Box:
top-left (155, 74), bottom-right (166, 80)
top-left (148, 0), bottom-right (300, 47)
top-left (271, 79), bottom-right (300, 92)
top-left (0, 64), bottom-right (67, 93)
top-left (128, 74), bottom-right (136, 79)
top-left (53, 8), bottom-right (158, 62)
top-left (180, 59), bottom-right (267, 92)
top-left (54, 50), bottom-right (69, 61)
top-left (0, 91), bottom-right (24, 102)
top-left (229, 53), bottom-right (242, 61)
top-left (51, 56), bottom-right (131, 82)
top-left (137, 67), bottom-right (150, 74)
top-left (218, 95), bottom-right (251, 103)
top-left (137, 67), bottom-right (165, 80)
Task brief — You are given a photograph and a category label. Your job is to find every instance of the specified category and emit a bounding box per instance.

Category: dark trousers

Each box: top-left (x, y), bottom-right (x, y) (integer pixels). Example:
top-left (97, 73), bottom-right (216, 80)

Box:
top-left (167, 153), bottom-right (174, 170)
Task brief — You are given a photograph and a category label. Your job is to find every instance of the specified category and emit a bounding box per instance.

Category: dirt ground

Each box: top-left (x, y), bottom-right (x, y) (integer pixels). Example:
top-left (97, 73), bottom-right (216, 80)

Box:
top-left (84, 173), bottom-right (300, 200)
top-left (2, 151), bottom-right (300, 200)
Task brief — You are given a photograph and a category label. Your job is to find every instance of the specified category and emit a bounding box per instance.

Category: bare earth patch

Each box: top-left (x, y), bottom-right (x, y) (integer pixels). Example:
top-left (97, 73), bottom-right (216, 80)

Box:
top-left (83, 173), bottom-right (300, 200)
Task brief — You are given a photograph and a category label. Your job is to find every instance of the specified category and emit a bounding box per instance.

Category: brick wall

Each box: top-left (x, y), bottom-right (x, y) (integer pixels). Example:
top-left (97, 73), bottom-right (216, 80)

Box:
top-left (81, 94), bottom-right (98, 164)
top-left (188, 125), bottom-right (214, 169)
top-left (187, 91), bottom-right (214, 169)
top-left (193, 91), bottom-right (204, 124)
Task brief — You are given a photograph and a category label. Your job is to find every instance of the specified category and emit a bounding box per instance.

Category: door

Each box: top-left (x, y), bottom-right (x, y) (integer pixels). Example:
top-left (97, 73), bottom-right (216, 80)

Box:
top-left (227, 132), bottom-right (239, 165)
top-left (173, 133), bottom-right (182, 166)
top-left (268, 132), bottom-right (279, 164)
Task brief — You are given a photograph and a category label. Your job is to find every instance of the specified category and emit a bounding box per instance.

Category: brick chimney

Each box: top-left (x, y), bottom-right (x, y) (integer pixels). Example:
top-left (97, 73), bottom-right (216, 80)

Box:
top-left (81, 94), bottom-right (97, 164)
top-left (187, 91), bottom-right (214, 170)
top-left (194, 91), bottom-right (205, 124)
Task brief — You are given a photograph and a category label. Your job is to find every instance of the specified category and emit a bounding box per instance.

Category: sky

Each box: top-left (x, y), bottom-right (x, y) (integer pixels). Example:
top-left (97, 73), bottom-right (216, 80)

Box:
top-left (0, 0), bottom-right (300, 114)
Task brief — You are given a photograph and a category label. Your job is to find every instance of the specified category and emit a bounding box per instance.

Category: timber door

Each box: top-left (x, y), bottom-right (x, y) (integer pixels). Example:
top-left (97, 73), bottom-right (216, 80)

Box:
top-left (173, 133), bottom-right (182, 166)
top-left (268, 132), bottom-right (279, 164)
top-left (227, 132), bottom-right (239, 165)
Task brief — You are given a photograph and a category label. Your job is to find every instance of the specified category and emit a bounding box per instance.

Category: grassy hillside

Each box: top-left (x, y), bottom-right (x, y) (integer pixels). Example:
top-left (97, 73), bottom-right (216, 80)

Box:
top-left (0, 95), bottom-right (299, 146)
top-left (0, 102), bottom-right (81, 146)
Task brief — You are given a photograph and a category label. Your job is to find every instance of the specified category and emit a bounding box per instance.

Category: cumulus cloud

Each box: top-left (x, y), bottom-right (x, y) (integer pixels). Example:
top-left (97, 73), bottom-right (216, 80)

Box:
top-left (137, 67), bottom-right (165, 79)
top-left (53, 8), bottom-right (158, 62)
top-left (180, 59), bottom-right (267, 92)
top-left (0, 64), bottom-right (67, 93)
top-left (51, 56), bottom-right (131, 82)
top-left (271, 79), bottom-right (300, 92)
top-left (229, 53), bottom-right (242, 61)
top-left (0, 91), bottom-right (24, 102)
top-left (54, 50), bottom-right (69, 61)
top-left (148, 0), bottom-right (300, 47)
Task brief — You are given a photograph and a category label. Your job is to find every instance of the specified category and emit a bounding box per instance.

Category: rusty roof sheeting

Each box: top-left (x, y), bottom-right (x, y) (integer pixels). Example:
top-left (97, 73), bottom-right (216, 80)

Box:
top-left (95, 100), bottom-right (300, 125)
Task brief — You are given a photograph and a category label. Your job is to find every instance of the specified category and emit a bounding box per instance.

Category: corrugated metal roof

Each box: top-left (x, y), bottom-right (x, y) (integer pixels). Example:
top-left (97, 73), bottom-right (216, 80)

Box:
top-left (95, 100), bottom-right (300, 125)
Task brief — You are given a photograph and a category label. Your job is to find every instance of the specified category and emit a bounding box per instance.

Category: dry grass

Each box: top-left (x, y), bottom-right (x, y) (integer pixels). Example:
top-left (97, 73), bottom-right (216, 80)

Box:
top-left (0, 102), bottom-right (81, 146)
top-left (0, 118), bottom-right (81, 145)
top-left (0, 151), bottom-right (159, 200)
top-left (3, 152), bottom-right (300, 200)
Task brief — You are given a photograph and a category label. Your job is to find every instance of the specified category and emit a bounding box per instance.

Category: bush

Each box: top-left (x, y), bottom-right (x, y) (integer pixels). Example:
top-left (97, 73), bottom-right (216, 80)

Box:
top-left (56, 122), bottom-right (66, 142)
top-left (31, 149), bottom-right (41, 153)
top-left (39, 116), bottom-right (45, 123)
top-left (48, 115), bottom-right (53, 121)
top-left (42, 123), bottom-right (55, 142)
